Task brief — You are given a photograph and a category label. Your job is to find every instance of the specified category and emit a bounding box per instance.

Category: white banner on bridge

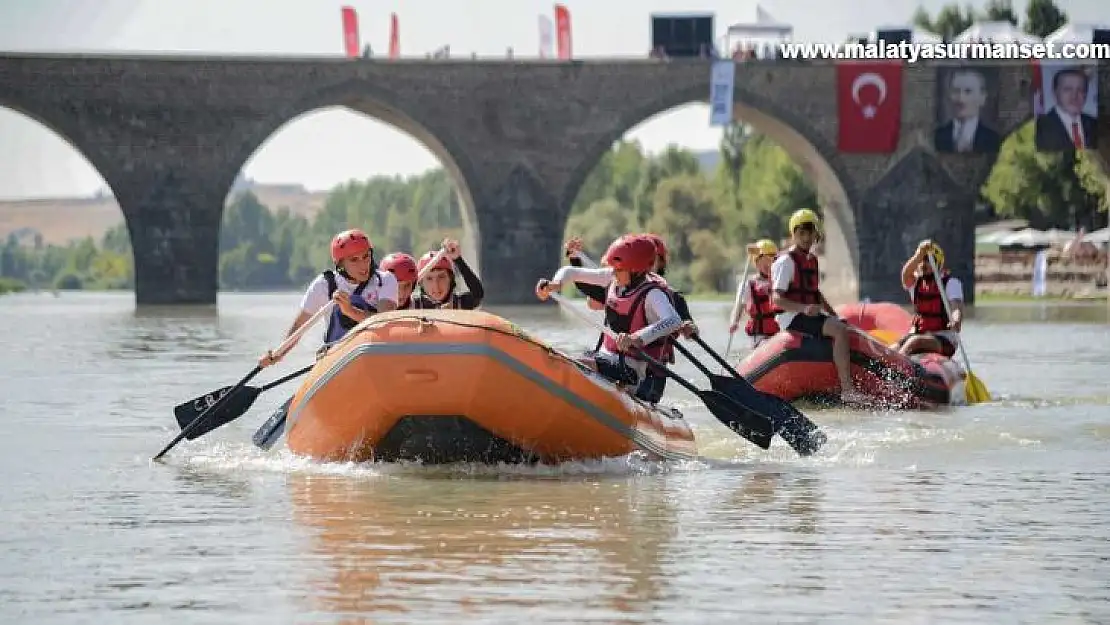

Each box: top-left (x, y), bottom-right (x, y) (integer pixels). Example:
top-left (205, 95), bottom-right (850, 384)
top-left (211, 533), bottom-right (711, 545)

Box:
top-left (709, 60), bottom-right (736, 127)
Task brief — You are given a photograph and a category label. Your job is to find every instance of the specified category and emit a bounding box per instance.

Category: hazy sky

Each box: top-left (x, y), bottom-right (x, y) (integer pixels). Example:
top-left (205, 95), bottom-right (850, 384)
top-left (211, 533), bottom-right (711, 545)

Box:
top-left (0, 0), bottom-right (1104, 199)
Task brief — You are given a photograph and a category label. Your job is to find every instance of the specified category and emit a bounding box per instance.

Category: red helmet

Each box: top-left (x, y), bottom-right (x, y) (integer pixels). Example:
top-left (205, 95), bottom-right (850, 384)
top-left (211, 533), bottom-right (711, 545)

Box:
top-left (416, 250), bottom-right (453, 276)
top-left (602, 234), bottom-right (657, 274)
top-left (330, 229), bottom-right (372, 264)
top-left (379, 252), bottom-right (417, 283)
top-left (643, 233), bottom-right (668, 264)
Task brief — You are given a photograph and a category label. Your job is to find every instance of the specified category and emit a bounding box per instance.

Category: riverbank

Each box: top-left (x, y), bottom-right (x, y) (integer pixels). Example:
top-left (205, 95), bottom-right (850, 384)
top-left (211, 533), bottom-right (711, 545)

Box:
top-left (0, 278), bottom-right (26, 295)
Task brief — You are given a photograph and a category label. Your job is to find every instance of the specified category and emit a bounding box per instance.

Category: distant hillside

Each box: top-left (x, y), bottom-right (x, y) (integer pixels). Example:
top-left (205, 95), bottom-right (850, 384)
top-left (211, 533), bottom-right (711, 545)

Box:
top-left (0, 182), bottom-right (328, 245)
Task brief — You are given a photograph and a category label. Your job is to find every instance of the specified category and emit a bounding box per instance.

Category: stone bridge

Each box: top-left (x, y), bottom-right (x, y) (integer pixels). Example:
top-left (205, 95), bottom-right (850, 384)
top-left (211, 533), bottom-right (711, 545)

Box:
top-left (1, 52), bottom-right (1106, 305)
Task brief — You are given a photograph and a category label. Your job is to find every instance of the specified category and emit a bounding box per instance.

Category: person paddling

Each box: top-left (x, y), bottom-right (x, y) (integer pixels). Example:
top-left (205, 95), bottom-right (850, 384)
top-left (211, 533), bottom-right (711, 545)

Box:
top-left (379, 252), bottom-right (419, 309)
top-left (897, 240), bottom-right (964, 357)
top-left (259, 229), bottom-right (398, 367)
top-left (728, 239), bottom-right (782, 348)
top-left (770, 210), bottom-right (867, 404)
top-left (412, 238), bottom-right (484, 309)
top-left (535, 234), bottom-right (683, 397)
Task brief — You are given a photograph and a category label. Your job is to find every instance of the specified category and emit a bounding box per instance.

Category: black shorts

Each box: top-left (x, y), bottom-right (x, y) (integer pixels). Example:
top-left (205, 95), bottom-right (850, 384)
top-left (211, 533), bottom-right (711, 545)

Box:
top-left (900, 332), bottom-right (956, 357)
top-left (634, 373), bottom-right (667, 404)
top-left (787, 313), bottom-right (830, 338)
top-left (591, 354), bottom-right (639, 386)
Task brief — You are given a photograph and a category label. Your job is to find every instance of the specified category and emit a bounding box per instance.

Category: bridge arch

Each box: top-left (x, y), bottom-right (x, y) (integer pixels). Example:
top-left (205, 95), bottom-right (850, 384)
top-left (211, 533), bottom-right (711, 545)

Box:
top-left (224, 79), bottom-right (483, 273)
top-left (562, 82), bottom-right (860, 301)
top-left (0, 103), bottom-right (132, 291)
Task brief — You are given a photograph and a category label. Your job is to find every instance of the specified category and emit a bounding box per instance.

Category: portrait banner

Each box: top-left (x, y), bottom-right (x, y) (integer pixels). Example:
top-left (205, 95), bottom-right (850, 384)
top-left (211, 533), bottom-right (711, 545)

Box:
top-left (1034, 61), bottom-right (1099, 152)
top-left (933, 66), bottom-right (1001, 153)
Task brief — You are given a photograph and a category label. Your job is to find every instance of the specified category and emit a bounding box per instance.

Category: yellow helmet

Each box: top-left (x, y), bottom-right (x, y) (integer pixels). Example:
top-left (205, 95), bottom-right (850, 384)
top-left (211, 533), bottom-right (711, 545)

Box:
top-left (748, 239), bottom-right (778, 258)
top-left (788, 208), bottom-right (821, 234)
top-left (927, 243), bottom-right (945, 268)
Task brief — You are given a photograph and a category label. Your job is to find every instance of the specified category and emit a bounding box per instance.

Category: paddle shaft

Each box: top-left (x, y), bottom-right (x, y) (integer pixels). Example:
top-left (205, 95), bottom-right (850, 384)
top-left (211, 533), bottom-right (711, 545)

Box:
top-left (262, 364), bottom-right (314, 391)
top-left (926, 253), bottom-right (977, 378)
top-left (257, 246), bottom-right (451, 450)
top-left (724, 254), bottom-right (753, 363)
top-left (153, 301), bottom-right (334, 460)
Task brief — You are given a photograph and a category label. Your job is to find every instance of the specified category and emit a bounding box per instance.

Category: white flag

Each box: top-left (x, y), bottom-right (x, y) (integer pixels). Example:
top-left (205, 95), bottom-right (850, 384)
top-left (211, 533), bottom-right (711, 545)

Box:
top-left (709, 60), bottom-right (735, 127)
top-left (538, 15), bottom-right (554, 58)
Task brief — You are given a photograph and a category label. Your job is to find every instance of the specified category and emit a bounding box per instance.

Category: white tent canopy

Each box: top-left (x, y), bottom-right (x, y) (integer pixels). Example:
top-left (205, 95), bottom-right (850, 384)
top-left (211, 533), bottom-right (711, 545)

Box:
top-left (1082, 227), bottom-right (1110, 244)
top-left (725, 5), bottom-right (793, 38)
top-left (1045, 22), bottom-right (1110, 44)
top-left (954, 21), bottom-right (1043, 44)
top-left (868, 25), bottom-right (943, 44)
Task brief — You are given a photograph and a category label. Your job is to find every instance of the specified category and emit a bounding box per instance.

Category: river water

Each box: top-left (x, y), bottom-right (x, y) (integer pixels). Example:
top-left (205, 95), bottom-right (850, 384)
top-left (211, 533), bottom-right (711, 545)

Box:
top-left (1, 292), bottom-right (1108, 624)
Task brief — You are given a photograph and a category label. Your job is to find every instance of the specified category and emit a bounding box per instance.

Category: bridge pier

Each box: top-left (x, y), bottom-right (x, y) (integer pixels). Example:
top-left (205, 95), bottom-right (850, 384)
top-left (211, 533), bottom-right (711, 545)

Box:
top-left (854, 150), bottom-right (977, 305)
top-left (117, 171), bottom-right (223, 306)
top-left (473, 166), bottom-right (565, 305)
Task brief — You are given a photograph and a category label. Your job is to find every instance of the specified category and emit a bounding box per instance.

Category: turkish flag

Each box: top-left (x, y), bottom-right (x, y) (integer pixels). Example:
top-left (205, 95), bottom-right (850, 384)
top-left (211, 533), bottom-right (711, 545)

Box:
top-left (837, 62), bottom-right (902, 153)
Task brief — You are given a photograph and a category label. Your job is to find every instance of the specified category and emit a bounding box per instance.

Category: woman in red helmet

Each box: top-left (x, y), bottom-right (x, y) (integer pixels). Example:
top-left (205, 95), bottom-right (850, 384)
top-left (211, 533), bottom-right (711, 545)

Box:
top-left (412, 238), bottom-right (484, 309)
top-left (564, 233), bottom-right (698, 334)
top-left (257, 228), bottom-right (398, 367)
top-left (536, 234), bottom-right (683, 394)
top-left (378, 252), bottom-right (419, 309)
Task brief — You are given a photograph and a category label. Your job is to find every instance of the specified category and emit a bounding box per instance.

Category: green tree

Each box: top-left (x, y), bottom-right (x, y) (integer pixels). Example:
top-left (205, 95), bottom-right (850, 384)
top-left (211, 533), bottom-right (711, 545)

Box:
top-left (982, 0), bottom-right (1018, 25)
top-left (1023, 0), bottom-right (1067, 38)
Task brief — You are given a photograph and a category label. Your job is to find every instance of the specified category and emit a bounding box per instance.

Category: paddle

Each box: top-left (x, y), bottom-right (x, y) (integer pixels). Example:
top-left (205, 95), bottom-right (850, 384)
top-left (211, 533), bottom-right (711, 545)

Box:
top-left (548, 292), bottom-right (775, 450)
top-left (681, 334), bottom-right (826, 456)
top-left (171, 364), bottom-right (313, 439)
top-left (250, 246), bottom-right (452, 450)
top-left (151, 301), bottom-right (334, 461)
top-left (927, 252), bottom-right (991, 403)
top-left (723, 253), bottom-right (753, 367)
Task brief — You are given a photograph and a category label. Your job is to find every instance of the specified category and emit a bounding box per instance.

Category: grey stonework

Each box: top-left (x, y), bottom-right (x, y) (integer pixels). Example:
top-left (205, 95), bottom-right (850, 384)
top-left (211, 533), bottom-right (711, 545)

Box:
top-left (1, 54), bottom-right (1106, 305)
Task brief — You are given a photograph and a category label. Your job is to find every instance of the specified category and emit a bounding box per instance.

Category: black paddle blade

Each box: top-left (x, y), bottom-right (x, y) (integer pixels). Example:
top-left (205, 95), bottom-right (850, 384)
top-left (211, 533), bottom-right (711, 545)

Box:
top-left (252, 396), bottom-right (293, 451)
top-left (173, 385), bottom-right (262, 440)
top-left (707, 374), bottom-right (826, 456)
top-left (698, 389), bottom-right (774, 450)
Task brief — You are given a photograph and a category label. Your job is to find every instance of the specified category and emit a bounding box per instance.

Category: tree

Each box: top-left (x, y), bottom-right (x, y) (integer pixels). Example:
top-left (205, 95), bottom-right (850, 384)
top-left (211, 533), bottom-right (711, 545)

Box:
top-left (914, 4), bottom-right (975, 40)
top-left (982, 0), bottom-right (1018, 25)
top-left (1023, 0), bottom-right (1067, 38)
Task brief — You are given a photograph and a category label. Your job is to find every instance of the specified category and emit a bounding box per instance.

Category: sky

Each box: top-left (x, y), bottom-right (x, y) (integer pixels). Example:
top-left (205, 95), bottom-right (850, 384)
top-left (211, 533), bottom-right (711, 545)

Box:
top-left (0, 0), bottom-right (1104, 199)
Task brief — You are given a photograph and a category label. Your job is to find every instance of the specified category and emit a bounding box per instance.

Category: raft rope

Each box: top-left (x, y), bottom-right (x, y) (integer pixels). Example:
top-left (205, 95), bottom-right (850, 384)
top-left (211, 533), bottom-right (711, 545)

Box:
top-left (322, 312), bottom-right (675, 412)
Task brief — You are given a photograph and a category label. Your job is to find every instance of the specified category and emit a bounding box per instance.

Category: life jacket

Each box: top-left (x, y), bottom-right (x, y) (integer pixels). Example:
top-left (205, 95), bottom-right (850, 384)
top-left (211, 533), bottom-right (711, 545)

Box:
top-left (600, 275), bottom-right (676, 365)
top-left (323, 270), bottom-right (379, 343)
top-left (911, 270), bottom-right (951, 333)
top-left (778, 246), bottom-right (821, 305)
top-left (744, 274), bottom-right (781, 337)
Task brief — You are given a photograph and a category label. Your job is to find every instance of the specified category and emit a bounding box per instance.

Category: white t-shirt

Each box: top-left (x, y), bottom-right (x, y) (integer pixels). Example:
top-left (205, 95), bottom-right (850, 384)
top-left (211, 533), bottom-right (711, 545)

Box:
top-left (770, 253), bottom-right (800, 329)
top-left (298, 270), bottom-right (399, 315)
top-left (551, 265), bottom-right (682, 381)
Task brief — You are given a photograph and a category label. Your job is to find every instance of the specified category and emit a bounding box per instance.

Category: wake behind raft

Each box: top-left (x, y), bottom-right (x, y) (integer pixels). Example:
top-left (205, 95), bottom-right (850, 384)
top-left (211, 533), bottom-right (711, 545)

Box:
top-left (279, 309), bottom-right (702, 464)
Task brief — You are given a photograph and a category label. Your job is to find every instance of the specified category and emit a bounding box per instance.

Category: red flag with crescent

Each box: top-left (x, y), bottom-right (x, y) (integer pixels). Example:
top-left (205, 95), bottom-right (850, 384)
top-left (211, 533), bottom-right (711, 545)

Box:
top-left (836, 62), bottom-right (902, 153)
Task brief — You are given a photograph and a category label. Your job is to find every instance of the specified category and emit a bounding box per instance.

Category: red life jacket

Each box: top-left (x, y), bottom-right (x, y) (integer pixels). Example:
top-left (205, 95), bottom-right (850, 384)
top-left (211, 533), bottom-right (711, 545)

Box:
top-left (745, 274), bottom-right (781, 337)
top-left (601, 275), bottom-right (675, 364)
top-left (911, 270), bottom-right (951, 333)
top-left (779, 246), bottom-right (821, 305)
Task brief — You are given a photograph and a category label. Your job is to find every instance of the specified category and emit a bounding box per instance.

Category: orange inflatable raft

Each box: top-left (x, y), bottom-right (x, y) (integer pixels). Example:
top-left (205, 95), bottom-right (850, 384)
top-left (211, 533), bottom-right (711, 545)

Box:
top-left (283, 309), bottom-right (698, 464)
top-left (736, 329), bottom-right (966, 409)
